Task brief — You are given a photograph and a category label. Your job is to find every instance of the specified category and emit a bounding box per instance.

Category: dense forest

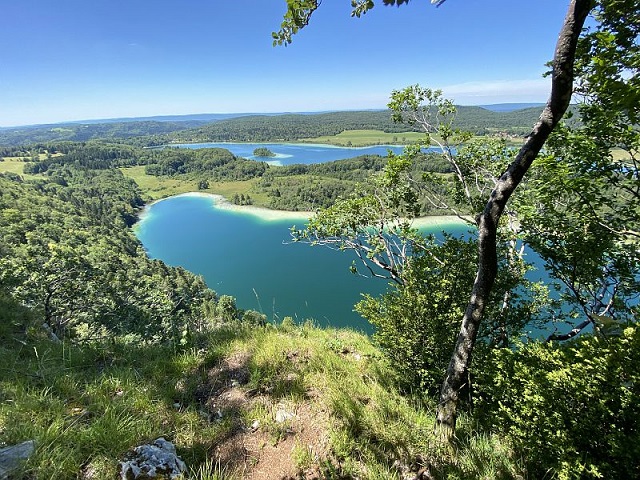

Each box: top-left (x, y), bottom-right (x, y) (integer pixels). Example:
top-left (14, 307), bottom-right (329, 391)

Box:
top-left (0, 162), bottom-right (269, 344)
top-left (253, 152), bottom-right (455, 211)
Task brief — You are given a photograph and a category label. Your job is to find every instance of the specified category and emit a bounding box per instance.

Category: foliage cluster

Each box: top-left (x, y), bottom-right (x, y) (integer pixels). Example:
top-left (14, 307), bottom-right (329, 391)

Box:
top-left (143, 148), bottom-right (268, 181)
top-left (0, 155), bottom-right (276, 346)
top-left (514, 0), bottom-right (640, 338)
top-left (20, 143), bottom-right (268, 183)
top-left (287, 1), bottom-right (638, 475)
top-left (0, 167), bottom-right (212, 343)
top-left (356, 236), bottom-right (477, 394)
top-left (357, 234), bottom-right (543, 396)
top-left (476, 326), bottom-right (640, 478)
top-left (230, 192), bottom-right (253, 206)
top-left (254, 152), bottom-right (455, 212)
top-left (252, 147), bottom-right (276, 157)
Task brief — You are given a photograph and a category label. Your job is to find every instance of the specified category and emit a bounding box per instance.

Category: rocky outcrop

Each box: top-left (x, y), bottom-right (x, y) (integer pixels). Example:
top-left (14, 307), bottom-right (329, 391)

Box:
top-left (117, 438), bottom-right (186, 479)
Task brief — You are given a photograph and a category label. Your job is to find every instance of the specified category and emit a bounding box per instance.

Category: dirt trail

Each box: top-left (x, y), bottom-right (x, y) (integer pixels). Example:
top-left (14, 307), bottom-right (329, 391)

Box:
top-left (193, 350), bottom-right (332, 479)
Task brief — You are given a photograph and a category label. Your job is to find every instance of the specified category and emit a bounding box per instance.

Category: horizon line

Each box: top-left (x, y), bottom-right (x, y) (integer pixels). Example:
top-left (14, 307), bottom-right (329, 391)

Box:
top-left (0, 102), bottom-right (546, 130)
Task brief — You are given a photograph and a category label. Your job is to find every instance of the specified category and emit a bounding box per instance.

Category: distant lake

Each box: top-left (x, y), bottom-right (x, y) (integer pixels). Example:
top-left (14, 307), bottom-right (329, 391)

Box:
top-left (167, 142), bottom-right (441, 166)
top-left (135, 194), bottom-right (467, 332)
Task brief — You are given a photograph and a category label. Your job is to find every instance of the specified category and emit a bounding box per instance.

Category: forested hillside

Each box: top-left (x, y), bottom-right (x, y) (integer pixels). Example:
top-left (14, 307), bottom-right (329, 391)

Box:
top-left (0, 106), bottom-right (553, 147)
top-left (253, 152), bottom-right (455, 211)
top-left (0, 120), bottom-right (206, 147)
top-left (0, 165), bottom-right (217, 343)
top-left (3, 141), bottom-right (461, 214)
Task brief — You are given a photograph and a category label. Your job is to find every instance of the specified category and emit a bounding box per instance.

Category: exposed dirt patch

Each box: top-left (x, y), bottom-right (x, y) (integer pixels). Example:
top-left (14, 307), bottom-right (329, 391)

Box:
top-left (243, 401), bottom-right (331, 479)
top-left (195, 349), bottom-right (333, 479)
top-left (194, 350), bottom-right (252, 403)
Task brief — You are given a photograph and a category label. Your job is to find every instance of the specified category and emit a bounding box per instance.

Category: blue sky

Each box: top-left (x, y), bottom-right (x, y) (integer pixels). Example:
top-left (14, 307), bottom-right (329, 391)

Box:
top-left (0, 0), bottom-right (573, 127)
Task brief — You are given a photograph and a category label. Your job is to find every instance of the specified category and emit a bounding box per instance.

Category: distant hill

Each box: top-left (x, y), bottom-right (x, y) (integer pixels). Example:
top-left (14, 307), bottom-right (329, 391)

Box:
top-left (0, 111), bottom-right (323, 130)
top-left (0, 120), bottom-right (208, 147)
top-left (480, 103), bottom-right (545, 112)
top-left (0, 105), bottom-right (551, 147)
top-left (55, 112), bottom-right (280, 125)
top-left (160, 106), bottom-right (545, 144)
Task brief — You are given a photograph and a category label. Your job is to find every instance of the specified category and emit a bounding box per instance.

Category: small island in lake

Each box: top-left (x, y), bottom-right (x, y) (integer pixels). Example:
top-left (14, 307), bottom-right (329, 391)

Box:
top-left (253, 147), bottom-right (276, 157)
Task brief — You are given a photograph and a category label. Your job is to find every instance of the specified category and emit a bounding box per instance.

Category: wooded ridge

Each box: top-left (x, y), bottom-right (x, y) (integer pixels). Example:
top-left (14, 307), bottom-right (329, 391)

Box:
top-left (0, 105), bottom-right (561, 147)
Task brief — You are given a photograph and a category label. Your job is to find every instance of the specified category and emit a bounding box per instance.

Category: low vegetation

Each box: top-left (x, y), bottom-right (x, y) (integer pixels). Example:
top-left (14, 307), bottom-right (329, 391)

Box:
top-left (0, 307), bottom-right (526, 479)
top-left (3, 297), bottom-right (637, 479)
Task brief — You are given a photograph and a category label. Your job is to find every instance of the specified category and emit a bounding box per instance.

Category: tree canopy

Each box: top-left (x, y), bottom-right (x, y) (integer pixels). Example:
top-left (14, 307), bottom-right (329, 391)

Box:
top-left (281, 0), bottom-right (638, 447)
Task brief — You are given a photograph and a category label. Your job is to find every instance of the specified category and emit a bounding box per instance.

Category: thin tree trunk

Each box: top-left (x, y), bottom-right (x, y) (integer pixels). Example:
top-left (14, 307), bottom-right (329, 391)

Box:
top-left (435, 0), bottom-right (594, 442)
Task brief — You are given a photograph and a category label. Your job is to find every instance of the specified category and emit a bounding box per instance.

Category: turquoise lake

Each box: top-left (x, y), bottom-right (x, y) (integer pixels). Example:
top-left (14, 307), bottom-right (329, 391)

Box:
top-left (135, 194), bottom-right (468, 332)
top-left (136, 140), bottom-right (584, 338)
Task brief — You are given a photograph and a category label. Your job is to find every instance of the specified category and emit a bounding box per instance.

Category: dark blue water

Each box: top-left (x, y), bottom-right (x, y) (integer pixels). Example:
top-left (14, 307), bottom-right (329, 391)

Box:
top-left (135, 194), bottom-right (467, 332)
top-left (168, 142), bottom-right (440, 166)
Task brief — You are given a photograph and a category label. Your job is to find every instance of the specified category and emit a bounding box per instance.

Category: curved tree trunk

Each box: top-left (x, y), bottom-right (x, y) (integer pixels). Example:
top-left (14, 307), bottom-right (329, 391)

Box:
top-left (435, 0), bottom-right (594, 442)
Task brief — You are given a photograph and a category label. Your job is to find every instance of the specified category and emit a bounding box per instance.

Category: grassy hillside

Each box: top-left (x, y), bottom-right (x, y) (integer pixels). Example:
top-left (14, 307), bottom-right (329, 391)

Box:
top-left (0, 313), bottom-right (524, 480)
top-left (0, 157), bottom-right (40, 180)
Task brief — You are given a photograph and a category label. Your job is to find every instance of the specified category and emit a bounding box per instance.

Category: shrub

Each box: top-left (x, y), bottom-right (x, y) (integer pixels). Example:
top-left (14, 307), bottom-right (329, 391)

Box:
top-left (356, 236), bottom-right (478, 395)
top-left (475, 326), bottom-right (640, 479)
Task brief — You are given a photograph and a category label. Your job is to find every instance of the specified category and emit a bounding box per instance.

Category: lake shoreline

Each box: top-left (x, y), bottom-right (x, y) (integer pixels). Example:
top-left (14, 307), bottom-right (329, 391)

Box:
top-left (144, 191), bottom-right (470, 227)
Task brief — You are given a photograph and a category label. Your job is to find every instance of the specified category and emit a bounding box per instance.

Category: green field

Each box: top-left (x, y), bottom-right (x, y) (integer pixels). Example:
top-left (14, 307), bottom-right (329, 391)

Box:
top-left (120, 166), bottom-right (200, 200)
top-left (120, 166), bottom-right (262, 204)
top-left (0, 157), bottom-right (39, 179)
top-left (302, 129), bottom-right (425, 146)
top-left (302, 128), bottom-right (527, 148)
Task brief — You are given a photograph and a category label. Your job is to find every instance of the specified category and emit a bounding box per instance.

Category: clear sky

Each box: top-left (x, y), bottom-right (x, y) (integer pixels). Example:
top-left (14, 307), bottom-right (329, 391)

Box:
top-left (0, 0), bottom-right (574, 127)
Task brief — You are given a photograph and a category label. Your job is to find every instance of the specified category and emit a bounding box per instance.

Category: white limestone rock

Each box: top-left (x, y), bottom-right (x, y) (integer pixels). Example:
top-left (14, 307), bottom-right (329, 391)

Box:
top-left (118, 438), bottom-right (186, 479)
